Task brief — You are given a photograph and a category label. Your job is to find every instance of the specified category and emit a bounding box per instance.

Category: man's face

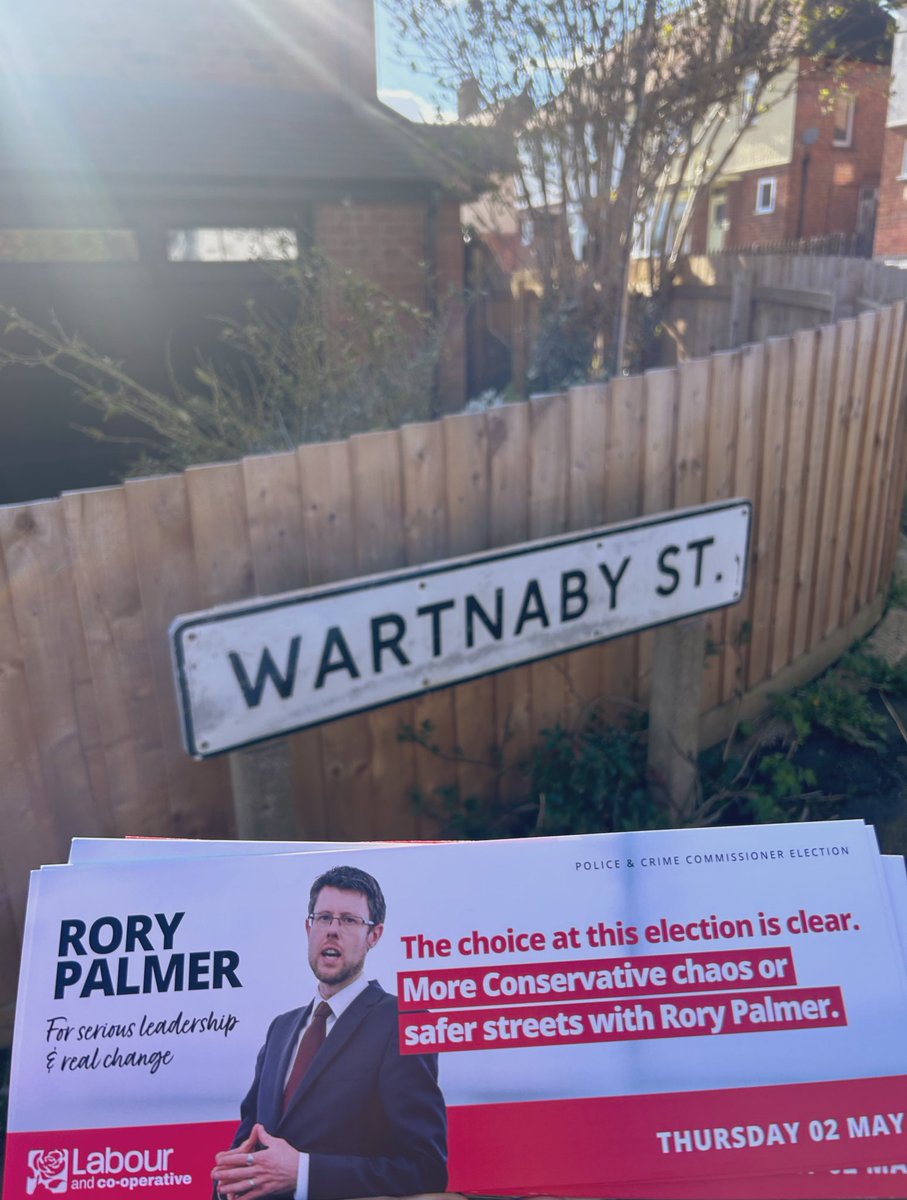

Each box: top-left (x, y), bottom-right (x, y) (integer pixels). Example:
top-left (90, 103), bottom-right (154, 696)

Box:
top-left (306, 885), bottom-right (383, 997)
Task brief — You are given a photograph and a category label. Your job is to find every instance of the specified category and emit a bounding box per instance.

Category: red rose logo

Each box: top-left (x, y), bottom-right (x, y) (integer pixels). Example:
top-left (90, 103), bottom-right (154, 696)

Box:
top-left (27, 1148), bottom-right (69, 1194)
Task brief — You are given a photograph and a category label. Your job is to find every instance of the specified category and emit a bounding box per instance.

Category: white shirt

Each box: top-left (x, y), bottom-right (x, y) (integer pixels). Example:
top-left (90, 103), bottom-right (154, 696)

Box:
top-left (292, 974), bottom-right (371, 1200)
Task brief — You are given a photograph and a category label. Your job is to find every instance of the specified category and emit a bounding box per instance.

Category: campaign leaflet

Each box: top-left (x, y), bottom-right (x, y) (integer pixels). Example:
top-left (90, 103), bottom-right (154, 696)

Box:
top-left (56, 830), bottom-right (907, 1198)
top-left (6, 822), bottom-right (907, 1199)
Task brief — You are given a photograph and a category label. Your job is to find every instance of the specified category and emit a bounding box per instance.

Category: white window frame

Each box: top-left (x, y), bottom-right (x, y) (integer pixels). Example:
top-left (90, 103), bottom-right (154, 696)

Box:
top-left (898, 140), bottom-right (907, 181)
top-left (755, 177), bottom-right (777, 215)
top-left (832, 95), bottom-right (855, 148)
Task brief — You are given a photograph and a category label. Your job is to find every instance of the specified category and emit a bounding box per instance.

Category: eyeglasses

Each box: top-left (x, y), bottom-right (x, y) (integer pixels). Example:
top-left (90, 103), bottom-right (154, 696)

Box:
top-left (308, 912), bottom-right (375, 930)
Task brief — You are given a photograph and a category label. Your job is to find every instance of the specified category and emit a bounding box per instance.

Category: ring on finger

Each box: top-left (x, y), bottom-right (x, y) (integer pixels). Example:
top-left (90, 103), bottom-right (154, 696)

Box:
top-left (246, 1153), bottom-right (255, 1167)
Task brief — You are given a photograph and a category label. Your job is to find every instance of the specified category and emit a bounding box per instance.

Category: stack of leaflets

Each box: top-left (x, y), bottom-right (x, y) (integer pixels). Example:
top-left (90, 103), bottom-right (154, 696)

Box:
top-left (4, 820), bottom-right (907, 1198)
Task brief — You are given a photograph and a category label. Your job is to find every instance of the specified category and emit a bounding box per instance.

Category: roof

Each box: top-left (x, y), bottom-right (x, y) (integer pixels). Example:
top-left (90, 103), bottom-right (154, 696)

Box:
top-left (0, 77), bottom-right (507, 199)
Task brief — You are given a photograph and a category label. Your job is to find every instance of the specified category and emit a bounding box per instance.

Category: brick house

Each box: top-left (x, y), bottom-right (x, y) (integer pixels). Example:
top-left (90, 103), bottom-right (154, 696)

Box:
top-left (873, 11), bottom-right (907, 258)
top-left (0, 0), bottom-right (495, 500)
top-left (682, 57), bottom-right (889, 256)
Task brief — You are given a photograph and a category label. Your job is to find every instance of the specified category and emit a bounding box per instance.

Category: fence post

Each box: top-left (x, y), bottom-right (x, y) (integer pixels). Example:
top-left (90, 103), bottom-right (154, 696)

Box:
top-left (729, 265), bottom-right (753, 347)
top-left (228, 738), bottom-right (300, 840)
top-left (647, 617), bottom-right (706, 821)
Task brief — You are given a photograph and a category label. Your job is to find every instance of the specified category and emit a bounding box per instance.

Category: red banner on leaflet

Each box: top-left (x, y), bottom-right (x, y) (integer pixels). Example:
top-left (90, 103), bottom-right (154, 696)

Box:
top-left (445, 1074), bottom-right (907, 1192)
top-left (6, 1076), bottom-right (907, 1198)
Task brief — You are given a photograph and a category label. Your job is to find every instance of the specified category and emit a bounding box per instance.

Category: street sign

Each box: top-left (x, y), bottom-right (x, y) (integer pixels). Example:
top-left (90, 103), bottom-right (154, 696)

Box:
top-left (171, 499), bottom-right (751, 757)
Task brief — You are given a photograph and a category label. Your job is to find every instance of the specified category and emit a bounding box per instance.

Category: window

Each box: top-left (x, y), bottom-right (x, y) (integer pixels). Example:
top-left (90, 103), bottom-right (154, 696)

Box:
top-left (741, 71), bottom-right (759, 126)
top-left (166, 228), bottom-right (298, 262)
top-left (0, 229), bottom-right (139, 262)
top-left (755, 177), bottom-right (777, 215)
top-left (899, 140), bottom-right (907, 180)
top-left (833, 95), bottom-right (855, 148)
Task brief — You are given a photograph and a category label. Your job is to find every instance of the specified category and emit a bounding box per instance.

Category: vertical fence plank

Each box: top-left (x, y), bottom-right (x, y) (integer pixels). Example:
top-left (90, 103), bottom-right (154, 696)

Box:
top-left (566, 383), bottom-right (609, 709)
top-left (822, 318), bottom-right (866, 637)
top-left (879, 301), bottom-right (907, 588)
top-left (124, 473), bottom-right (229, 838)
top-left (0, 500), bottom-right (112, 842)
top-left (866, 304), bottom-right (907, 602)
top-left (442, 411), bottom-right (498, 815)
top-left (350, 429), bottom-right (418, 839)
top-left (769, 328), bottom-right (817, 676)
top-left (790, 326), bottom-right (833, 663)
top-left (833, 313), bottom-right (879, 629)
top-left (399, 419), bottom-right (459, 832)
top-left (0, 547), bottom-right (60, 904)
top-left (603, 375), bottom-right (646, 709)
top-left (62, 486), bottom-right (171, 836)
top-left (848, 309), bottom-right (893, 618)
top-left (700, 351), bottom-right (740, 712)
top-left (242, 450), bottom-right (328, 839)
top-left (638, 368), bottom-right (678, 701)
top-left (748, 338), bottom-right (791, 685)
top-left (722, 342), bottom-right (765, 704)
top-left (297, 440), bottom-right (371, 840)
top-left (487, 402), bottom-right (533, 800)
top-left (528, 393), bottom-right (571, 740)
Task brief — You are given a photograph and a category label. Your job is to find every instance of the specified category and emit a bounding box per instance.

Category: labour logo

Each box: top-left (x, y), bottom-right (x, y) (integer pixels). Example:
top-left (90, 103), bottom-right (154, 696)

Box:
top-left (27, 1148), bottom-right (69, 1194)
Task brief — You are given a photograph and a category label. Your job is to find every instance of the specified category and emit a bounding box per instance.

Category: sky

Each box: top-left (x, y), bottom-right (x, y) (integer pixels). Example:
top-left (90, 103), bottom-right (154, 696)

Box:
top-left (373, 3), bottom-right (457, 122)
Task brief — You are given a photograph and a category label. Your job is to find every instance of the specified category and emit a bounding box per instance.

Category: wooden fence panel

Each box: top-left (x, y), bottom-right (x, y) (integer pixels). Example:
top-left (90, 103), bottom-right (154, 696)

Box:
top-left (847, 309), bottom-right (893, 622)
top-left (638, 367), bottom-right (678, 701)
top-left (701, 351), bottom-right (739, 712)
top-left (747, 338), bottom-right (791, 685)
top-left (821, 318), bottom-right (863, 637)
top-left (566, 383), bottom-right (609, 709)
top-left (867, 305), bottom-right (907, 603)
top-left (442, 411), bottom-right (497, 814)
top-left (789, 327), bottom-right (830, 664)
top-left (487, 401), bottom-right (533, 800)
top-left (602, 375), bottom-right (645, 709)
top-left (399, 419), bottom-right (459, 830)
top-left (123, 473), bottom-right (229, 838)
top-left (62, 486), bottom-right (171, 836)
top-left (834, 313), bottom-right (879, 630)
top-left (349, 429), bottom-right (418, 840)
top-left (242, 450), bottom-right (328, 839)
top-left (0, 501), bottom-right (112, 842)
top-left (722, 341), bottom-right (765, 702)
top-left (769, 328), bottom-right (817, 676)
top-left (527, 393), bottom-right (571, 740)
top-left (297, 439), bottom-right (371, 840)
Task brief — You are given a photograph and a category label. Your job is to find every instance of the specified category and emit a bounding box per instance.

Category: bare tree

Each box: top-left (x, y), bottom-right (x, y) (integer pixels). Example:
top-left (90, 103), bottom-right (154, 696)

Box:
top-left (389, 0), bottom-right (889, 382)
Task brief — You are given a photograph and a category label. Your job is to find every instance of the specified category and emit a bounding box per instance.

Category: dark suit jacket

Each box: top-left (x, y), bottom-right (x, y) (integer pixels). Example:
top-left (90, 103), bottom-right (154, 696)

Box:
top-left (234, 980), bottom-right (448, 1200)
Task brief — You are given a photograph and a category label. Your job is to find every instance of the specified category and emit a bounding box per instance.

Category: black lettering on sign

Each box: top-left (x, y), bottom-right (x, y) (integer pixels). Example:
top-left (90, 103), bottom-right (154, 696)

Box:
top-left (229, 638), bottom-right (301, 708)
top-left (466, 590), bottom-right (504, 647)
top-left (314, 627), bottom-right (361, 689)
top-left (597, 557), bottom-right (630, 609)
top-left (560, 570), bottom-right (588, 621)
top-left (416, 599), bottom-right (455, 657)
top-left (656, 546), bottom-right (681, 596)
top-left (687, 536), bottom-right (715, 586)
top-left (514, 580), bottom-right (550, 636)
top-left (370, 614), bottom-right (410, 674)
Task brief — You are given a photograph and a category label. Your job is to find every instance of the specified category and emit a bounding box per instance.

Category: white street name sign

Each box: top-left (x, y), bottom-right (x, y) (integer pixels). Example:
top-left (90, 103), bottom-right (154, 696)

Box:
top-left (171, 499), bottom-right (751, 756)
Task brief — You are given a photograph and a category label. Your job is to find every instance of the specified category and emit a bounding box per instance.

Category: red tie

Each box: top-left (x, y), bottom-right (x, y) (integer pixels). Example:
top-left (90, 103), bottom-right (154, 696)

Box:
top-left (282, 1001), bottom-right (332, 1113)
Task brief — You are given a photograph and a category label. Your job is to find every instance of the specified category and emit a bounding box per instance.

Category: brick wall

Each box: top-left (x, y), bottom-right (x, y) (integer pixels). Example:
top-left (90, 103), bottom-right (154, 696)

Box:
top-left (873, 127), bottom-right (907, 257)
top-left (314, 198), bottom-right (466, 407)
top-left (7, 0), bottom-right (377, 97)
top-left (687, 59), bottom-right (888, 252)
top-left (787, 59), bottom-right (888, 240)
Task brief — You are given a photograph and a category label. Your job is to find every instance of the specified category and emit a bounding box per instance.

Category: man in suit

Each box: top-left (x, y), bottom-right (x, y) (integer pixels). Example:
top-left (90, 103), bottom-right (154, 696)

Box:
top-left (211, 865), bottom-right (448, 1200)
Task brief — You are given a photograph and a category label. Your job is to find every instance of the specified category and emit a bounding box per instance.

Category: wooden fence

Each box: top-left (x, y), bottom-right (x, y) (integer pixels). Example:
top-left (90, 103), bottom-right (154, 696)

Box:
top-left (2, 255), bottom-right (907, 1043)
